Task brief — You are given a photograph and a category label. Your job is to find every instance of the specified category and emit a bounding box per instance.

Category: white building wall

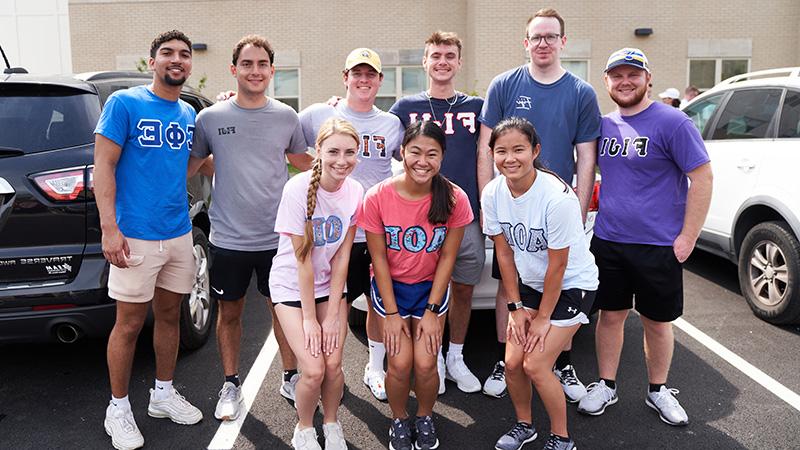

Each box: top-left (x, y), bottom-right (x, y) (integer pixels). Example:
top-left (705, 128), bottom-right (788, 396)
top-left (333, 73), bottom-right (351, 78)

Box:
top-left (0, 0), bottom-right (72, 74)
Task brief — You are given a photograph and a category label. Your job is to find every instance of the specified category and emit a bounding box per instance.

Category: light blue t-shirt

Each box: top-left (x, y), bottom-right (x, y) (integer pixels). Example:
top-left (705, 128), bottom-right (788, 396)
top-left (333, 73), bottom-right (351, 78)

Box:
top-left (94, 85), bottom-right (195, 240)
top-left (480, 66), bottom-right (601, 182)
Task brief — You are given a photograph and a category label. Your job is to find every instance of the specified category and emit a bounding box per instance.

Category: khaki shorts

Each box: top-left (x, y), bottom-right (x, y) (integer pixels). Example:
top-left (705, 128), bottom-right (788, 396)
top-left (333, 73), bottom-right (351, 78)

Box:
top-left (108, 231), bottom-right (196, 303)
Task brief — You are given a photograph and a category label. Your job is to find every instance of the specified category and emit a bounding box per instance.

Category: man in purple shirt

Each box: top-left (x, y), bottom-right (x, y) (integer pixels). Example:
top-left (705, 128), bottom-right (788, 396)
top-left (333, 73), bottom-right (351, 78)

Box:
top-left (577, 48), bottom-right (713, 427)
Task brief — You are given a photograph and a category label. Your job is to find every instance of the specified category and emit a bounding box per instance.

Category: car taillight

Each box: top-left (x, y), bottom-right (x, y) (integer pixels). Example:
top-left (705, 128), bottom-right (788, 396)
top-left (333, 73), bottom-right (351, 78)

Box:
top-left (30, 166), bottom-right (91, 202)
top-left (589, 180), bottom-right (600, 212)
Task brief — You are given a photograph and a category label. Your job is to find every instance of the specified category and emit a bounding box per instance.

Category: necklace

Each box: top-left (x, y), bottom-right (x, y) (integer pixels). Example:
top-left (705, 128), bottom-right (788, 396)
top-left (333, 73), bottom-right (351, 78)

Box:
top-left (425, 90), bottom-right (459, 123)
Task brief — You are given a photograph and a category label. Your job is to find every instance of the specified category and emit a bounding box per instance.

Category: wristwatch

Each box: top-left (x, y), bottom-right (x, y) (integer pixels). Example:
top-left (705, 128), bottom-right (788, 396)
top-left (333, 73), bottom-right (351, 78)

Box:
top-left (507, 301), bottom-right (524, 312)
top-left (425, 303), bottom-right (441, 313)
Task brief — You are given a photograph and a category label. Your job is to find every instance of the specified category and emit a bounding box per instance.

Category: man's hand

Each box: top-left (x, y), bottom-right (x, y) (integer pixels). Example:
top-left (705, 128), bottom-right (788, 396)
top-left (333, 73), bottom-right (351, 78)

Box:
top-left (216, 90), bottom-right (237, 102)
top-left (102, 227), bottom-right (130, 268)
top-left (673, 233), bottom-right (696, 263)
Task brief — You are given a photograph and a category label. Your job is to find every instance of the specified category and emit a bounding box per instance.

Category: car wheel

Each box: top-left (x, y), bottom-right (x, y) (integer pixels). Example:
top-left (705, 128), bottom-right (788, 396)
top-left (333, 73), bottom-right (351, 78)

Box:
top-left (180, 226), bottom-right (215, 350)
top-left (348, 305), bottom-right (367, 327)
top-left (738, 221), bottom-right (800, 324)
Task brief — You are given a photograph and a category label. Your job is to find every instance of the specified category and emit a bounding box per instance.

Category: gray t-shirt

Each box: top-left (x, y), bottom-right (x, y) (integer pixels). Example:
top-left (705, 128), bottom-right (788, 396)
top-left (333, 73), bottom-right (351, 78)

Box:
top-left (191, 98), bottom-right (307, 251)
top-left (299, 102), bottom-right (404, 242)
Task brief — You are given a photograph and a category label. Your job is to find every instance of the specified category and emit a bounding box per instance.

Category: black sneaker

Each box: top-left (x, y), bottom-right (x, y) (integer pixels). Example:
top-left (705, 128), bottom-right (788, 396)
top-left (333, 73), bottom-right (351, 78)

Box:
top-left (542, 433), bottom-right (576, 450)
top-left (414, 415), bottom-right (439, 449)
top-left (389, 417), bottom-right (414, 450)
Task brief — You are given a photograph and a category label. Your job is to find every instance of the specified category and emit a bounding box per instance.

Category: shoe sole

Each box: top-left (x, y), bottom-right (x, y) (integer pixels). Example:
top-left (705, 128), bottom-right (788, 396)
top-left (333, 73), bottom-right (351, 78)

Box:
top-left (278, 385), bottom-right (298, 410)
top-left (147, 408), bottom-right (203, 425)
top-left (444, 372), bottom-right (481, 393)
top-left (363, 373), bottom-right (389, 402)
top-left (493, 431), bottom-right (537, 450)
top-left (104, 421), bottom-right (143, 450)
top-left (415, 438), bottom-right (440, 449)
top-left (564, 391), bottom-right (584, 403)
top-left (577, 395), bottom-right (618, 416)
top-left (482, 387), bottom-right (508, 398)
top-left (645, 398), bottom-right (689, 426)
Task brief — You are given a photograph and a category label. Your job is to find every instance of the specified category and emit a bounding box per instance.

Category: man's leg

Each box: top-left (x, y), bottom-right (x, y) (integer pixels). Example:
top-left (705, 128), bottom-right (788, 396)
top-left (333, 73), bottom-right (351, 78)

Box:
top-left (595, 309), bottom-right (628, 381)
top-left (151, 287), bottom-right (183, 382)
top-left (640, 316), bottom-right (673, 384)
top-left (484, 263), bottom-right (510, 398)
top-left (107, 301), bottom-right (150, 398)
top-left (217, 298), bottom-right (246, 378)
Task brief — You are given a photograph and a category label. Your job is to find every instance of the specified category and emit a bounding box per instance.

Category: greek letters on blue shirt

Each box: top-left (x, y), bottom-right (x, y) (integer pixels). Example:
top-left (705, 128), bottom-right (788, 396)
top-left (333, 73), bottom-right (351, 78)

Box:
top-left (384, 225), bottom-right (447, 253)
top-left (94, 85), bottom-right (195, 241)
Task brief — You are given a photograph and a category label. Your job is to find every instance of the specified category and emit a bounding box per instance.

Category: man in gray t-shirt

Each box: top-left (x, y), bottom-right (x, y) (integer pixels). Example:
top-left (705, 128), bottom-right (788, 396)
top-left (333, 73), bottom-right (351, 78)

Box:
top-left (188, 35), bottom-right (312, 421)
top-left (298, 48), bottom-right (403, 403)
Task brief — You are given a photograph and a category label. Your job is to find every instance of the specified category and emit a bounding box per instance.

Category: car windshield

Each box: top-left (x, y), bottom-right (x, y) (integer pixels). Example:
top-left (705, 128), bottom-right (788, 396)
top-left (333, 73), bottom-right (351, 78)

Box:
top-left (0, 85), bottom-right (100, 154)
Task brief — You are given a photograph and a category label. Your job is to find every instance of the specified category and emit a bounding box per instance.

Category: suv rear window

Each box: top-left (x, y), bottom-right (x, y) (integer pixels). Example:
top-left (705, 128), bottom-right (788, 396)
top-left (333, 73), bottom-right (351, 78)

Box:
top-left (711, 88), bottom-right (782, 140)
top-left (0, 85), bottom-right (101, 154)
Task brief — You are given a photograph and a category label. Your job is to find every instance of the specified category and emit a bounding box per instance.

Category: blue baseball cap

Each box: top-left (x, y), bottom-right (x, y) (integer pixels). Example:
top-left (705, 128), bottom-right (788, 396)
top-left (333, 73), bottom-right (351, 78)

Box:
top-left (604, 48), bottom-right (650, 73)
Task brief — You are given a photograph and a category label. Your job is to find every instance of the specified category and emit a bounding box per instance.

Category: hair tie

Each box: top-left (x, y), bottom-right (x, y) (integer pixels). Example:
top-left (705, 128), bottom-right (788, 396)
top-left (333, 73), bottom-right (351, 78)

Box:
top-left (306, 216), bottom-right (313, 221)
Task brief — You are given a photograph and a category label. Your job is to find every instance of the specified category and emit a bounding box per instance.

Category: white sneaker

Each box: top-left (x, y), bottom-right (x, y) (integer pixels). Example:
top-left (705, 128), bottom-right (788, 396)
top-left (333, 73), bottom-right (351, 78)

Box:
top-left (483, 361), bottom-right (507, 398)
top-left (437, 351), bottom-right (446, 395)
top-left (292, 424), bottom-right (322, 450)
top-left (214, 381), bottom-right (243, 421)
top-left (445, 353), bottom-right (481, 393)
top-left (280, 373), bottom-right (300, 408)
top-left (104, 402), bottom-right (144, 450)
top-left (646, 386), bottom-right (689, 426)
top-left (577, 380), bottom-right (618, 416)
top-left (322, 421), bottom-right (348, 450)
top-left (554, 365), bottom-right (588, 403)
top-left (363, 364), bottom-right (388, 401)
top-left (147, 387), bottom-right (203, 425)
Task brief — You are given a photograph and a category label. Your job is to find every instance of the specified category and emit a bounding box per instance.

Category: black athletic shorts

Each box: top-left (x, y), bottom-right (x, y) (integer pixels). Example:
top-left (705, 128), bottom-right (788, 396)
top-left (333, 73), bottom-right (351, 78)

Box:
top-left (279, 296), bottom-right (334, 309)
top-left (519, 281), bottom-right (595, 324)
top-left (590, 236), bottom-right (683, 322)
top-left (208, 244), bottom-right (276, 301)
top-left (346, 242), bottom-right (372, 302)
top-left (491, 249), bottom-right (502, 280)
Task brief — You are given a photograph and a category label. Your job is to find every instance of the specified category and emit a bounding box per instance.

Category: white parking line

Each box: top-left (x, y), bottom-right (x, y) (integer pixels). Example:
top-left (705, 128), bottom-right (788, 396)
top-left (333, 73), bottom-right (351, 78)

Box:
top-left (674, 317), bottom-right (800, 412)
top-left (207, 330), bottom-right (279, 450)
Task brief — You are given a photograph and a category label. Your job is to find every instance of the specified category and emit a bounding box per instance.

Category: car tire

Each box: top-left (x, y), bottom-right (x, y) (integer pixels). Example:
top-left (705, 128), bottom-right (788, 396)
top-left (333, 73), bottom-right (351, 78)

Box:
top-left (738, 221), bottom-right (800, 324)
top-left (180, 226), bottom-right (215, 350)
top-left (348, 305), bottom-right (367, 328)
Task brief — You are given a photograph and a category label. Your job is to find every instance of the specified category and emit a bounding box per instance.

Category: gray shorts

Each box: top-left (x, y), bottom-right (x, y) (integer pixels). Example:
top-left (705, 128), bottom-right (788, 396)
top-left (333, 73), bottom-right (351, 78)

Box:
top-left (452, 220), bottom-right (486, 286)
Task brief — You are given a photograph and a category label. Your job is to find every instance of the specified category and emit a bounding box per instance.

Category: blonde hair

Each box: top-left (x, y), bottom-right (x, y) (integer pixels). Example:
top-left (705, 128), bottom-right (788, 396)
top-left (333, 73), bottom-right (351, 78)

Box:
top-left (295, 118), bottom-right (360, 261)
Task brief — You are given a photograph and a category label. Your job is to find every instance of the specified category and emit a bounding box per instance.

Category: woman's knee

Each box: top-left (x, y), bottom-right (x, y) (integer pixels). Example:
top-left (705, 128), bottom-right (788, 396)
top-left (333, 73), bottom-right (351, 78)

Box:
top-left (387, 357), bottom-right (413, 379)
top-left (413, 355), bottom-right (437, 378)
top-left (522, 358), bottom-right (552, 384)
top-left (324, 358), bottom-right (343, 378)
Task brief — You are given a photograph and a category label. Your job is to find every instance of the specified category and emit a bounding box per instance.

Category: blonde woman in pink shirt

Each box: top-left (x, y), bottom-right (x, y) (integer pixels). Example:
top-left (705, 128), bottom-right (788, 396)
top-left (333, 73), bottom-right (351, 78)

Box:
top-left (361, 120), bottom-right (473, 450)
top-left (269, 118), bottom-right (364, 450)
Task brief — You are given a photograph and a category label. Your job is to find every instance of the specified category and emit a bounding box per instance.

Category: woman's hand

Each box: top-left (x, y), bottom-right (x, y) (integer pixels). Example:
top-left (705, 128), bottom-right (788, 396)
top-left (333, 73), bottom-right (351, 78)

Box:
top-left (417, 311), bottom-right (441, 356)
top-left (526, 315), bottom-right (551, 353)
top-left (506, 308), bottom-right (531, 347)
top-left (303, 318), bottom-right (322, 358)
top-left (320, 313), bottom-right (340, 356)
top-left (383, 314), bottom-right (410, 357)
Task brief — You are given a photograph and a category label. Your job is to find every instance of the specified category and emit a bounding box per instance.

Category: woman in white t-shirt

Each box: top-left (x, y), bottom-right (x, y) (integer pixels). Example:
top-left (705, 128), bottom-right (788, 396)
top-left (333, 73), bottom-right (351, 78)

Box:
top-left (481, 117), bottom-right (598, 450)
top-left (269, 118), bottom-right (364, 450)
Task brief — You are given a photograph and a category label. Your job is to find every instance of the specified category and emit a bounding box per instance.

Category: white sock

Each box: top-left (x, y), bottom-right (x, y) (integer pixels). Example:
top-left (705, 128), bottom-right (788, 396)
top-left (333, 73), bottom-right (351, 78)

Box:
top-left (448, 342), bottom-right (464, 360)
top-left (154, 379), bottom-right (173, 400)
top-left (110, 395), bottom-right (131, 410)
top-left (368, 339), bottom-right (386, 372)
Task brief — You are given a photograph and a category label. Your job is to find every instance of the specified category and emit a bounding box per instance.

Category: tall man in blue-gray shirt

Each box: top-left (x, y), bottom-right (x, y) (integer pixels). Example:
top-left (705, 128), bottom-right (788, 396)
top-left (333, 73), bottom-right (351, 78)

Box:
top-left (478, 8), bottom-right (601, 450)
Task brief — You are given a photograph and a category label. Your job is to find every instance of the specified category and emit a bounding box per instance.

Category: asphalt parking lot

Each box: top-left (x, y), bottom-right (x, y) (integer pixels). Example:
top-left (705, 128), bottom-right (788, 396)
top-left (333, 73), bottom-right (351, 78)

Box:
top-left (1, 250), bottom-right (799, 449)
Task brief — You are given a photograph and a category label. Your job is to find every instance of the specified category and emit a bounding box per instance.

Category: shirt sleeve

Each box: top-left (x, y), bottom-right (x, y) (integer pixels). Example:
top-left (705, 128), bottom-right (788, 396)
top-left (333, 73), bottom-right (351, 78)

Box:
top-left (297, 106), bottom-right (318, 150)
top-left (668, 119), bottom-right (711, 173)
top-left (287, 114), bottom-right (309, 154)
top-left (545, 196), bottom-right (582, 250)
top-left (273, 177), bottom-right (309, 236)
top-left (388, 99), bottom-right (410, 127)
top-left (94, 93), bottom-right (129, 147)
top-left (359, 186), bottom-right (385, 234)
top-left (574, 85), bottom-right (602, 144)
top-left (481, 181), bottom-right (502, 236)
top-left (448, 186), bottom-right (474, 229)
top-left (391, 118), bottom-right (405, 161)
top-left (190, 110), bottom-right (210, 159)
top-left (479, 76), bottom-right (504, 129)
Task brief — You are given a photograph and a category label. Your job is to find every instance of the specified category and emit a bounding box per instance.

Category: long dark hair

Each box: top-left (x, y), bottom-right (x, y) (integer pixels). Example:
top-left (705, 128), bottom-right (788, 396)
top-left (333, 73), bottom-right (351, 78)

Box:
top-left (402, 120), bottom-right (454, 224)
top-left (488, 117), bottom-right (569, 193)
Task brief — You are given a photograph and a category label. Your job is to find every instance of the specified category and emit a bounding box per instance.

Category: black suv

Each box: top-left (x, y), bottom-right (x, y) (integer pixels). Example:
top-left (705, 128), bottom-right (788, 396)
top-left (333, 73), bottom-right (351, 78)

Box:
top-left (0, 71), bottom-right (214, 349)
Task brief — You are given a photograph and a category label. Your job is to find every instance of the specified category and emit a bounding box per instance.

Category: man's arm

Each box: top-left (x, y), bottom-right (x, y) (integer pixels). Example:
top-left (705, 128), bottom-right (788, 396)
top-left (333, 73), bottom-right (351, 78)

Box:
top-left (477, 123), bottom-right (495, 196)
top-left (187, 155), bottom-right (214, 178)
top-left (674, 162), bottom-right (713, 262)
top-left (574, 140), bottom-right (597, 223)
top-left (287, 151), bottom-right (314, 172)
top-left (94, 134), bottom-right (129, 268)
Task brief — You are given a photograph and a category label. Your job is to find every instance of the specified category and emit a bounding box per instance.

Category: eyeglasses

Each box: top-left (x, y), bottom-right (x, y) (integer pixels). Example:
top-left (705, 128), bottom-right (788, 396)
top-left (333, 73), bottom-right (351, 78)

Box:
top-left (527, 34), bottom-right (562, 46)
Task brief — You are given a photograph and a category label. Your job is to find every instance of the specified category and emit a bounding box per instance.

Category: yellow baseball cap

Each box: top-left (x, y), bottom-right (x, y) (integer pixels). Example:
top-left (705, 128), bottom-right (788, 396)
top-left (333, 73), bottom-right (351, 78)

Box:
top-left (344, 48), bottom-right (382, 73)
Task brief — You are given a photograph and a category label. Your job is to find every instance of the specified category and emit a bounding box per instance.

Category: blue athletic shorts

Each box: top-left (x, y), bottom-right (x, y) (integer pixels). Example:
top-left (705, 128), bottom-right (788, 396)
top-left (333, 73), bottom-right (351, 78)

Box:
top-left (370, 278), bottom-right (450, 319)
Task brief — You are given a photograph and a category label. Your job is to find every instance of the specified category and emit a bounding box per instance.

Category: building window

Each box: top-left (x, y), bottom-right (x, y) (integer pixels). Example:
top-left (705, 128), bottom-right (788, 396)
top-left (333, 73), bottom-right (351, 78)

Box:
top-left (270, 68), bottom-right (300, 111)
top-left (689, 59), bottom-right (750, 91)
top-left (562, 60), bottom-right (588, 81)
top-left (375, 66), bottom-right (426, 111)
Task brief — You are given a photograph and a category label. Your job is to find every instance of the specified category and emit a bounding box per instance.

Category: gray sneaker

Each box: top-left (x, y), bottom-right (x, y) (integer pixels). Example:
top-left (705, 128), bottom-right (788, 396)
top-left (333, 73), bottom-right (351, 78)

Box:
top-left (646, 386), bottom-right (689, 426)
top-left (495, 422), bottom-right (537, 450)
top-left (576, 380), bottom-right (617, 416)
top-left (541, 434), bottom-right (576, 450)
top-left (388, 417), bottom-right (414, 450)
top-left (414, 415), bottom-right (439, 449)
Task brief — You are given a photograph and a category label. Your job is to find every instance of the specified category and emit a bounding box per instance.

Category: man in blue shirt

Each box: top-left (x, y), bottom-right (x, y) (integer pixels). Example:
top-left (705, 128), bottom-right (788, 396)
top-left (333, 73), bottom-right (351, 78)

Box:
top-left (94, 30), bottom-right (203, 450)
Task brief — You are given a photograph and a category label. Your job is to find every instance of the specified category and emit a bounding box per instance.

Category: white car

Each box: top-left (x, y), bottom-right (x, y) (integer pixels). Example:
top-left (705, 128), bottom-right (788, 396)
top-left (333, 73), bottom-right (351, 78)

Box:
top-left (683, 67), bottom-right (800, 324)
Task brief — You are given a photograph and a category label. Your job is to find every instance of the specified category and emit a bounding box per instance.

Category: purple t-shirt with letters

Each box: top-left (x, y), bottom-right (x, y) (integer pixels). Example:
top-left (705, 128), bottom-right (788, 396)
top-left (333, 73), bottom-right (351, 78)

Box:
top-left (595, 101), bottom-right (710, 246)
